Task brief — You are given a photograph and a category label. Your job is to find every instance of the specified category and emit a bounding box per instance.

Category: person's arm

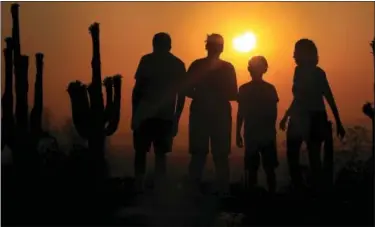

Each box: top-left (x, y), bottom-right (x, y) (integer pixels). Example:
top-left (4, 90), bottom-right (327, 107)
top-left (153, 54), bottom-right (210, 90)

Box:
top-left (236, 88), bottom-right (244, 137)
top-left (131, 56), bottom-right (146, 130)
top-left (271, 86), bottom-right (279, 125)
top-left (185, 61), bottom-right (197, 99)
top-left (228, 64), bottom-right (238, 101)
top-left (283, 99), bottom-right (296, 119)
top-left (321, 70), bottom-right (342, 126)
top-left (175, 62), bottom-right (187, 122)
top-left (280, 93), bottom-right (291, 131)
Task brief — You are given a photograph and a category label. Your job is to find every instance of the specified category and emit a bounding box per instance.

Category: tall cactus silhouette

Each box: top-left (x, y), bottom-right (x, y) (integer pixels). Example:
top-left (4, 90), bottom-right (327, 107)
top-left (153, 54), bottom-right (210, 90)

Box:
top-left (1, 4), bottom-right (46, 169)
top-left (67, 23), bottom-right (122, 177)
top-left (362, 38), bottom-right (375, 155)
top-left (370, 37), bottom-right (375, 155)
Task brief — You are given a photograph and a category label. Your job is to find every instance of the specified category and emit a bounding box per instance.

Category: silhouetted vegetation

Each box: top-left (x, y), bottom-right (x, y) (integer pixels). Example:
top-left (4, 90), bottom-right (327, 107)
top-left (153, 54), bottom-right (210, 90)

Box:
top-left (67, 22), bottom-right (122, 178)
top-left (0, 3), bottom-right (57, 178)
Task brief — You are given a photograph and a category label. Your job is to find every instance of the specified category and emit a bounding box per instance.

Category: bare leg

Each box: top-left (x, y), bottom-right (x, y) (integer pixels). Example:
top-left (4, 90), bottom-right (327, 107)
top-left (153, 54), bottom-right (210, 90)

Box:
top-left (265, 168), bottom-right (276, 194)
top-left (286, 125), bottom-right (304, 189)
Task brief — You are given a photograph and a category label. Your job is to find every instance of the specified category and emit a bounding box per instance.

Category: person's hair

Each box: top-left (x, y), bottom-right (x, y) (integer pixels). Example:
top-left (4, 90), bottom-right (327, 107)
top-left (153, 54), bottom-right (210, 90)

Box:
top-left (152, 32), bottom-right (171, 52)
top-left (205, 33), bottom-right (224, 54)
top-left (248, 55), bottom-right (268, 76)
top-left (293, 39), bottom-right (318, 66)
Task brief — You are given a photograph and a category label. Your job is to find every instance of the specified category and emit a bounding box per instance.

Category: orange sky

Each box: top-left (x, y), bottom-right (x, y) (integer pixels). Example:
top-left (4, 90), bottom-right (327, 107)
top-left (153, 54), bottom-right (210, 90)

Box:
top-left (1, 2), bottom-right (374, 149)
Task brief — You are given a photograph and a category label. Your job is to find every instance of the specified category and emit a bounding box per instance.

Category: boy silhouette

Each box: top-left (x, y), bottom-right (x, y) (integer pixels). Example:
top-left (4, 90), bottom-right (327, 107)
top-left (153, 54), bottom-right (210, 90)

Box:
top-left (236, 56), bottom-right (279, 194)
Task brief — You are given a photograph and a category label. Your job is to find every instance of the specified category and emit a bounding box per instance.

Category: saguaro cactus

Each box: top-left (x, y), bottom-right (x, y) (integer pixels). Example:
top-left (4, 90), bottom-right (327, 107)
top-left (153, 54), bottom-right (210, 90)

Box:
top-left (2, 38), bottom-right (15, 151)
top-left (67, 23), bottom-right (122, 177)
top-left (1, 4), bottom-right (46, 169)
top-left (371, 37), bottom-right (375, 155)
top-left (362, 38), bottom-right (375, 155)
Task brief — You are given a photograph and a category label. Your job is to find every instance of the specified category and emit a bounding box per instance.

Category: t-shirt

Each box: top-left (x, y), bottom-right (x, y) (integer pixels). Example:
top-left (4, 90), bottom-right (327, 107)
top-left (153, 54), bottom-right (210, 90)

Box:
top-left (238, 80), bottom-right (279, 142)
top-left (291, 66), bottom-right (329, 114)
top-left (186, 58), bottom-right (238, 113)
top-left (287, 66), bottom-right (331, 139)
top-left (132, 52), bottom-right (186, 129)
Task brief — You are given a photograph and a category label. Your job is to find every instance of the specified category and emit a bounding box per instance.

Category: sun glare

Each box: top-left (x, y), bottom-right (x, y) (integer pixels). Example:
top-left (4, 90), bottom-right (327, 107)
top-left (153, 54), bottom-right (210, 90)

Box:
top-left (233, 32), bottom-right (257, 53)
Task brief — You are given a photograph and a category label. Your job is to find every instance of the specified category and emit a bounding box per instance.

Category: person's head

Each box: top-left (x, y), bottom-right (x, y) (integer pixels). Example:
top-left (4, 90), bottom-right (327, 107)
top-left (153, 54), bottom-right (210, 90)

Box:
top-left (293, 39), bottom-right (318, 67)
top-left (248, 55), bottom-right (268, 80)
top-left (205, 34), bottom-right (224, 57)
top-left (152, 32), bottom-right (172, 53)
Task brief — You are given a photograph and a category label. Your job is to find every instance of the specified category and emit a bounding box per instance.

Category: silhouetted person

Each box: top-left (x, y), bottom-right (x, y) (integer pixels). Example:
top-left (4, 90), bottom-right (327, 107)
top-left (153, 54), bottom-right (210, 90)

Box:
top-left (236, 56), bottom-right (279, 194)
top-left (279, 39), bottom-right (345, 192)
top-left (363, 103), bottom-right (374, 120)
top-left (186, 34), bottom-right (238, 197)
top-left (132, 32), bottom-right (186, 193)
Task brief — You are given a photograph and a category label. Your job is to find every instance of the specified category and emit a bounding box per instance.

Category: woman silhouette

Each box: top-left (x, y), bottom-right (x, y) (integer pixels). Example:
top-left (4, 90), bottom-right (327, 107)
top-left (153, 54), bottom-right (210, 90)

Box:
top-left (280, 39), bottom-right (345, 192)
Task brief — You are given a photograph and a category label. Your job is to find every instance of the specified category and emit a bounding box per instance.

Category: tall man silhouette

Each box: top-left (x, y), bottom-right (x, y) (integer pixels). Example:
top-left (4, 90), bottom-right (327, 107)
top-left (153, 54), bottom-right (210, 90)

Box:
top-left (186, 34), bottom-right (238, 196)
top-left (132, 33), bottom-right (186, 193)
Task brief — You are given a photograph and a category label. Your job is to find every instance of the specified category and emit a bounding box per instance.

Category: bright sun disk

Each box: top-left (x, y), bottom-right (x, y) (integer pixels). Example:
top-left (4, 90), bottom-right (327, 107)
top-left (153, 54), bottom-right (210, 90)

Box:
top-left (233, 32), bottom-right (257, 53)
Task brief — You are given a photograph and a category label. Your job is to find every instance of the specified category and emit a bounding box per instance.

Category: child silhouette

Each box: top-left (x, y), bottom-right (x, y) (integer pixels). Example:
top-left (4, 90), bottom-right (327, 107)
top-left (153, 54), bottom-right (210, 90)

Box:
top-left (236, 56), bottom-right (279, 194)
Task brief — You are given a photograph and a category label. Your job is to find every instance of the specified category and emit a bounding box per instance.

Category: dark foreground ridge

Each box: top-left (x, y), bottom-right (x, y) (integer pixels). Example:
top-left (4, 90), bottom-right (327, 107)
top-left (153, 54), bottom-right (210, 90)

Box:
top-left (2, 161), bottom-right (374, 226)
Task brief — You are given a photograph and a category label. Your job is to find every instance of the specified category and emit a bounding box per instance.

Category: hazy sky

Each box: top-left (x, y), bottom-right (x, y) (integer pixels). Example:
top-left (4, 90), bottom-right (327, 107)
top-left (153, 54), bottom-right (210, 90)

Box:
top-left (1, 2), bottom-right (374, 149)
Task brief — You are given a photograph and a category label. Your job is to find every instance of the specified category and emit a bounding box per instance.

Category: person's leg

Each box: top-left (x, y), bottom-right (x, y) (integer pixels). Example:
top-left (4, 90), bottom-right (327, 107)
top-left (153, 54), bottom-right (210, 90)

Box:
top-left (306, 141), bottom-right (322, 193)
top-left (264, 167), bottom-right (276, 194)
top-left (307, 112), bottom-right (326, 194)
top-left (244, 137), bottom-right (261, 191)
top-left (286, 120), bottom-right (304, 189)
top-left (262, 140), bottom-right (278, 194)
top-left (188, 111), bottom-right (209, 193)
top-left (153, 120), bottom-right (174, 190)
top-left (323, 121), bottom-right (334, 190)
top-left (211, 109), bottom-right (232, 195)
top-left (245, 152), bottom-right (260, 190)
top-left (133, 123), bottom-right (152, 193)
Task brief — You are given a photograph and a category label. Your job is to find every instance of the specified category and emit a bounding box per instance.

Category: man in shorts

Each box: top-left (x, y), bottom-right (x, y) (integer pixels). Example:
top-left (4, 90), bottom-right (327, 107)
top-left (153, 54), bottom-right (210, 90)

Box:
top-left (132, 32), bottom-right (186, 193)
top-left (186, 34), bottom-right (238, 196)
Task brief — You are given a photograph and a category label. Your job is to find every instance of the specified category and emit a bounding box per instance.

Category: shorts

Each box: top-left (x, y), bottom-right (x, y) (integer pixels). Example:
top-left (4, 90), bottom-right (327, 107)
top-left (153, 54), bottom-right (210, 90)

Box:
top-left (244, 138), bottom-right (278, 170)
top-left (133, 118), bottom-right (174, 154)
top-left (288, 111), bottom-right (329, 143)
top-left (189, 100), bottom-right (232, 156)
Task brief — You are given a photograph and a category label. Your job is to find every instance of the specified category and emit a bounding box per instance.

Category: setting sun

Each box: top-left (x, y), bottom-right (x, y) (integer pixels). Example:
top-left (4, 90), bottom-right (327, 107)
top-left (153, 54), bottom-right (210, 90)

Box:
top-left (233, 32), bottom-right (257, 53)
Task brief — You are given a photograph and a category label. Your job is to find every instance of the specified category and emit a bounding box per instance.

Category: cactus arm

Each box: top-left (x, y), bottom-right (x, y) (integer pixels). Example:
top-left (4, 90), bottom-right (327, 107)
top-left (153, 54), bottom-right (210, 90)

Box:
top-left (105, 75), bottom-right (122, 136)
top-left (15, 55), bottom-right (29, 131)
top-left (103, 77), bottom-right (114, 121)
top-left (30, 53), bottom-right (44, 135)
top-left (67, 81), bottom-right (90, 139)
